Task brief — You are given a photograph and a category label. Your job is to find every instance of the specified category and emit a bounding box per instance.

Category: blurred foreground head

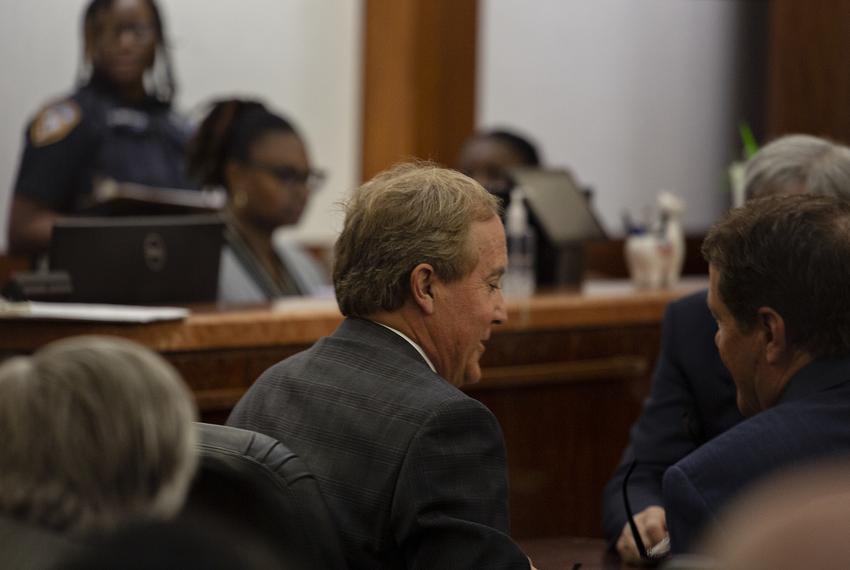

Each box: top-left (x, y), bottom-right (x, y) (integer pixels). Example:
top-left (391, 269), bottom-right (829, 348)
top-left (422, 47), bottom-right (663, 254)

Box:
top-left (0, 336), bottom-right (198, 533)
top-left (704, 461), bottom-right (850, 570)
top-left (57, 519), bottom-right (280, 570)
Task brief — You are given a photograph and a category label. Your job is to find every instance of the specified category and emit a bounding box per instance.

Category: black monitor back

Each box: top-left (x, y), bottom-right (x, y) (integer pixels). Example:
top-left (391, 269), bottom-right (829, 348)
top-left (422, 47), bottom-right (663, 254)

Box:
top-left (510, 168), bottom-right (607, 286)
top-left (49, 215), bottom-right (224, 304)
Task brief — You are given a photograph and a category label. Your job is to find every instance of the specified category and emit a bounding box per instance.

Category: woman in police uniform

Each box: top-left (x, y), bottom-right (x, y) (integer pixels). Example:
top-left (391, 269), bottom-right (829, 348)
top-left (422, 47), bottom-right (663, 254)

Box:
top-left (8, 0), bottom-right (194, 255)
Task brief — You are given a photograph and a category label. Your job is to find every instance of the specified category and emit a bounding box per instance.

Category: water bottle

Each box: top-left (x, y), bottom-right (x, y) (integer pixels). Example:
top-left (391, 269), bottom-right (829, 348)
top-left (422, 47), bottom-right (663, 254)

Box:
top-left (503, 188), bottom-right (536, 297)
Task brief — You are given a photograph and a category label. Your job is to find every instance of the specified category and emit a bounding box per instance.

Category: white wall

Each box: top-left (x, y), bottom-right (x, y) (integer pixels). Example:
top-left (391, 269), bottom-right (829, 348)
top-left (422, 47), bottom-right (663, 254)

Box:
top-left (0, 0), bottom-right (362, 252)
top-left (478, 0), bottom-right (765, 236)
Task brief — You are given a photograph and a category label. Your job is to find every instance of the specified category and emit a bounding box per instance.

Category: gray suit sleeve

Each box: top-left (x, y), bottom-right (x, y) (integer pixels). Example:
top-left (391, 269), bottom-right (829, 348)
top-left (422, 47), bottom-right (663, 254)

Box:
top-left (390, 397), bottom-right (530, 570)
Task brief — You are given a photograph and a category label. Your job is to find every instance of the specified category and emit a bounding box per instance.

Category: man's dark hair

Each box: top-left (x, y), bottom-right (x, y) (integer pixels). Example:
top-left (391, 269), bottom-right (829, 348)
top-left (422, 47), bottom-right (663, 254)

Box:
top-left (702, 194), bottom-right (850, 358)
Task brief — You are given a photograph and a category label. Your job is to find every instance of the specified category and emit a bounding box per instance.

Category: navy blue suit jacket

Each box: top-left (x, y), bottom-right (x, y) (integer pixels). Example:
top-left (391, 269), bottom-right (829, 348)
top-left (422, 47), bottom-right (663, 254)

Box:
top-left (228, 317), bottom-right (529, 570)
top-left (663, 357), bottom-right (850, 553)
top-left (602, 290), bottom-right (744, 545)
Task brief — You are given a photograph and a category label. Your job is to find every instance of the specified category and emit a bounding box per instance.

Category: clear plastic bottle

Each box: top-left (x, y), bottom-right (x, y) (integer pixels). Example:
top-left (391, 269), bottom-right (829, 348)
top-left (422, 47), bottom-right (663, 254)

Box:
top-left (503, 188), bottom-right (536, 297)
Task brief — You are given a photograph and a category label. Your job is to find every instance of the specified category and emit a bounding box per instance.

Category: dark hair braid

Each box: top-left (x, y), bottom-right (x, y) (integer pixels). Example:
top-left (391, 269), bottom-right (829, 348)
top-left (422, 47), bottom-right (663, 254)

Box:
top-left (187, 99), bottom-right (299, 188)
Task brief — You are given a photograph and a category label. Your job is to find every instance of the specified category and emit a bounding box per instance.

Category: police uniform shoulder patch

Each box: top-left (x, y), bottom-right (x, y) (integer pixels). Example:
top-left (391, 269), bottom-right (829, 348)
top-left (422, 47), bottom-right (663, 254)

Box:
top-left (29, 99), bottom-right (82, 147)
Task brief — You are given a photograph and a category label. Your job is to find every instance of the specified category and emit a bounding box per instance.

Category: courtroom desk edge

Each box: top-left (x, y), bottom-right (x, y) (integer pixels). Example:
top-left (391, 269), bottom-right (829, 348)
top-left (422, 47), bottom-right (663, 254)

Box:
top-left (0, 302), bottom-right (344, 352)
top-left (504, 289), bottom-right (680, 331)
top-left (501, 277), bottom-right (706, 331)
top-left (0, 280), bottom-right (703, 353)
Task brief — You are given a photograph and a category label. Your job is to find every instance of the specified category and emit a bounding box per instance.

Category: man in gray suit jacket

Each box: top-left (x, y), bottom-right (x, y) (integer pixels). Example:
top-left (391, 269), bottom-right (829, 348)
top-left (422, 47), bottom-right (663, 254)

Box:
top-left (229, 164), bottom-right (532, 569)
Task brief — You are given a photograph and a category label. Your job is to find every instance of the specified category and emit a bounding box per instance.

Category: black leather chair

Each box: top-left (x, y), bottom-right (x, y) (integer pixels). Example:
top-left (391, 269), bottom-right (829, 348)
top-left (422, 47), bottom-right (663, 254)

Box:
top-left (181, 423), bottom-right (347, 569)
top-left (0, 515), bottom-right (80, 570)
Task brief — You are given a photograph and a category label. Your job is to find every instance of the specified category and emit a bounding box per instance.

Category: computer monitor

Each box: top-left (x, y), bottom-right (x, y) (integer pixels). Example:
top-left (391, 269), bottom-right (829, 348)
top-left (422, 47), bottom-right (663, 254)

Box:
top-left (510, 168), bottom-right (607, 286)
top-left (49, 214), bottom-right (224, 305)
top-left (511, 167), bottom-right (606, 242)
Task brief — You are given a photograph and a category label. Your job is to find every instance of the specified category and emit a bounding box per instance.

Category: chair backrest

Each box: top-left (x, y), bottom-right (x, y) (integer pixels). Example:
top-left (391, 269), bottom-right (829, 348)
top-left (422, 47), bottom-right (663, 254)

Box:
top-left (182, 423), bottom-right (347, 569)
top-left (0, 515), bottom-right (80, 570)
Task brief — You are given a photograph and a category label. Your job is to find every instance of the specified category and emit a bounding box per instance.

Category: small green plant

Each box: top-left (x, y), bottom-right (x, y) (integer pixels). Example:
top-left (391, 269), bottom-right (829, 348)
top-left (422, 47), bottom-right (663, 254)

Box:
top-left (739, 122), bottom-right (759, 159)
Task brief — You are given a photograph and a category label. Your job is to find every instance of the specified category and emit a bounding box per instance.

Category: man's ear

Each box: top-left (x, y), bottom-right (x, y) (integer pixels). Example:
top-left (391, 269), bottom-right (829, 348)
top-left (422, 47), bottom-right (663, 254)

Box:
top-left (758, 307), bottom-right (787, 365)
top-left (410, 263), bottom-right (436, 315)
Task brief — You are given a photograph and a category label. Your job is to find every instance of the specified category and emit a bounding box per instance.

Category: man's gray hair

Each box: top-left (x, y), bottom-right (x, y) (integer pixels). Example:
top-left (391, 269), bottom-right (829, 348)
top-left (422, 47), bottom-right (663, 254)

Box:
top-left (333, 162), bottom-right (501, 317)
top-left (0, 336), bottom-right (198, 534)
top-left (744, 134), bottom-right (850, 200)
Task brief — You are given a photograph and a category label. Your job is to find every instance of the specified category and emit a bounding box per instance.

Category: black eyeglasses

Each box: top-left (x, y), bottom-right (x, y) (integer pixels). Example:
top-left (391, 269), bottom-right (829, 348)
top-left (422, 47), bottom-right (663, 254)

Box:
top-left (100, 22), bottom-right (156, 44)
top-left (623, 460), bottom-right (670, 564)
top-left (247, 162), bottom-right (326, 192)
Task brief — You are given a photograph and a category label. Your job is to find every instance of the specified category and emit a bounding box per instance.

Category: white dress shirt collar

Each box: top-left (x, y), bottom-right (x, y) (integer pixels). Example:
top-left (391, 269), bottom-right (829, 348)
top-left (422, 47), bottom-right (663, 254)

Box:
top-left (374, 321), bottom-right (437, 373)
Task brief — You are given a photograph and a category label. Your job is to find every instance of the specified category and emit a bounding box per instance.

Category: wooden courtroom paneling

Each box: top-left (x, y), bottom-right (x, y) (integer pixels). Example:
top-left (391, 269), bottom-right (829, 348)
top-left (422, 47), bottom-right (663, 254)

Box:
top-left (0, 255), bottom-right (31, 289)
top-left (767, 0), bottom-right (850, 143)
top-left (483, 374), bottom-right (643, 539)
top-left (470, 321), bottom-right (662, 538)
top-left (361, 0), bottom-right (478, 179)
top-left (584, 235), bottom-right (709, 280)
top-left (0, 285), bottom-right (697, 537)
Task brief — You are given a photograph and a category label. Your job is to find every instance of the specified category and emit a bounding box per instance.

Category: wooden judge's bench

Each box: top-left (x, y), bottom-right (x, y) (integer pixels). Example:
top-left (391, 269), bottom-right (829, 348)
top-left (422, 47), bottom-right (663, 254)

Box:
top-left (0, 279), bottom-right (704, 540)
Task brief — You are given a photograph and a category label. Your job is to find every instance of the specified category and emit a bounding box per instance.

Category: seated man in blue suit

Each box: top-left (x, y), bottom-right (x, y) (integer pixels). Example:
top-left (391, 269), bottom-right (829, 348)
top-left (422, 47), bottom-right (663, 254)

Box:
top-left (603, 135), bottom-right (850, 562)
top-left (228, 164), bottom-right (533, 569)
top-left (663, 192), bottom-right (850, 553)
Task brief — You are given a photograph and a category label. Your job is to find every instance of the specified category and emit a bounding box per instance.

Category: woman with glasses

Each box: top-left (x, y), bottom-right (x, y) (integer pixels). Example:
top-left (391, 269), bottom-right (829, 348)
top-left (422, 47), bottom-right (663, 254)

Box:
top-left (188, 99), bottom-right (328, 302)
top-left (8, 0), bottom-right (196, 256)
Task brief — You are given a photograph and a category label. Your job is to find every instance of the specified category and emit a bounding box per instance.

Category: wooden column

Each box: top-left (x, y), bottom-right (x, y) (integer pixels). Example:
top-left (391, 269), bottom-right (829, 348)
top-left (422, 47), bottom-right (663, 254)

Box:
top-left (767, 0), bottom-right (850, 143)
top-left (361, 0), bottom-right (478, 180)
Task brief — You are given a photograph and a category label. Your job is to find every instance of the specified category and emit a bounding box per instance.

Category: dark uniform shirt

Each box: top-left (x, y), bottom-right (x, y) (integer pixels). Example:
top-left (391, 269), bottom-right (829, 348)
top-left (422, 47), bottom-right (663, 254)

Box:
top-left (13, 76), bottom-right (196, 213)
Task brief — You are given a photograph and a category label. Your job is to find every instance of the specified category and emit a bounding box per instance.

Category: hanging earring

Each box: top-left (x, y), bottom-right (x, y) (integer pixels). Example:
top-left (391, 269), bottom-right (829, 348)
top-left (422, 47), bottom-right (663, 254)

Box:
top-left (232, 189), bottom-right (249, 209)
top-left (143, 68), bottom-right (154, 97)
top-left (79, 59), bottom-right (93, 84)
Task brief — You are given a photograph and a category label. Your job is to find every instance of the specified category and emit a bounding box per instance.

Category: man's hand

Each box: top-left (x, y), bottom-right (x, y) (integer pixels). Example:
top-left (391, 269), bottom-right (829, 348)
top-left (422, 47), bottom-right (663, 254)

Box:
top-left (615, 505), bottom-right (668, 564)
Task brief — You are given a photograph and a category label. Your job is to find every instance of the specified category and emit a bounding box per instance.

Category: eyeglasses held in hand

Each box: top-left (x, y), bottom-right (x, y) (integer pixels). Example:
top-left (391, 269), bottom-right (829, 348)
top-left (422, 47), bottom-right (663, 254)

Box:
top-left (622, 460), bottom-right (670, 565)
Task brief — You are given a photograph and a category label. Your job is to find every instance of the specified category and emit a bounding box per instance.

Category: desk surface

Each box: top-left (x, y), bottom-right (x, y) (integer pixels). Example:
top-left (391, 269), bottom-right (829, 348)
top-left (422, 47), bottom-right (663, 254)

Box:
top-left (0, 279), bottom-right (705, 352)
top-left (519, 536), bottom-right (621, 570)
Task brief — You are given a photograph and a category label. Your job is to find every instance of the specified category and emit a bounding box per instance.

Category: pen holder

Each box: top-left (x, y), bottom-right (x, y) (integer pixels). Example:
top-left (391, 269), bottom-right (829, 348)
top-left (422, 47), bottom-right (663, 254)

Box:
top-left (624, 234), bottom-right (683, 289)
